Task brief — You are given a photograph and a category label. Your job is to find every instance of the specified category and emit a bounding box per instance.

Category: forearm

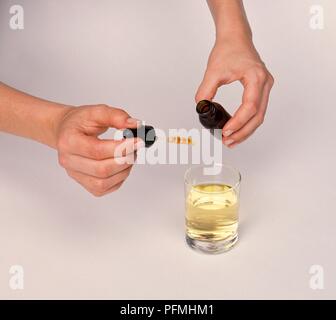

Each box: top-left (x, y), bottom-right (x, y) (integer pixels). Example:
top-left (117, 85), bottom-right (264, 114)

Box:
top-left (207, 0), bottom-right (252, 42)
top-left (0, 82), bottom-right (71, 148)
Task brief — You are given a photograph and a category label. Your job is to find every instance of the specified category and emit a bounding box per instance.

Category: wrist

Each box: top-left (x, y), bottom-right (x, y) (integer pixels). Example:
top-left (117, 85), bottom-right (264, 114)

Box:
top-left (45, 104), bottom-right (75, 149)
top-left (215, 28), bottom-right (253, 46)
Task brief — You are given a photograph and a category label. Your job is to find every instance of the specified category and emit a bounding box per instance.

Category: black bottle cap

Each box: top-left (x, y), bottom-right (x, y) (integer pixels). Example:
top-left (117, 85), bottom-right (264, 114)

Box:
top-left (122, 125), bottom-right (156, 148)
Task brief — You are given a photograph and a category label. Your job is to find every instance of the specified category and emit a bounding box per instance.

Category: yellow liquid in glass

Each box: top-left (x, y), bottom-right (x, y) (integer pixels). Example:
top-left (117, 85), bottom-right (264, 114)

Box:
top-left (186, 183), bottom-right (238, 242)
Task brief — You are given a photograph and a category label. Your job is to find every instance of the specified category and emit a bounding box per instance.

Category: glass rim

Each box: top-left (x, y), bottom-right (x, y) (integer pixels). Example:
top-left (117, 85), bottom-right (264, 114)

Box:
top-left (184, 163), bottom-right (241, 193)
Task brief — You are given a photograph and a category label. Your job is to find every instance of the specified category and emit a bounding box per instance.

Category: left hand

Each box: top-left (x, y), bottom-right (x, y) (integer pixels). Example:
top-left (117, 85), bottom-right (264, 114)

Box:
top-left (195, 37), bottom-right (274, 147)
top-left (55, 104), bottom-right (143, 197)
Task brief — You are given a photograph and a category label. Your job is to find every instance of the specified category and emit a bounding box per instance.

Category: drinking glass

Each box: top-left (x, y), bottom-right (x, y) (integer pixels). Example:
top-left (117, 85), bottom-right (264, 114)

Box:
top-left (184, 164), bottom-right (241, 254)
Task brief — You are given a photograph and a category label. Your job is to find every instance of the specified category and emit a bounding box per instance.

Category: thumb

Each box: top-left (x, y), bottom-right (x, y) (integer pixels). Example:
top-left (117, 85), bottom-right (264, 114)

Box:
top-left (195, 75), bottom-right (219, 103)
top-left (90, 105), bottom-right (140, 130)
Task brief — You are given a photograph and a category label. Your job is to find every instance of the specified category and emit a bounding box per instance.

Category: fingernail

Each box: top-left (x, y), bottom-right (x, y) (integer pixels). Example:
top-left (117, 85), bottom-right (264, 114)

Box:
top-left (228, 143), bottom-right (237, 149)
top-left (223, 130), bottom-right (233, 137)
top-left (126, 118), bottom-right (141, 126)
top-left (224, 139), bottom-right (234, 146)
top-left (135, 139), bottom-right (145, 149)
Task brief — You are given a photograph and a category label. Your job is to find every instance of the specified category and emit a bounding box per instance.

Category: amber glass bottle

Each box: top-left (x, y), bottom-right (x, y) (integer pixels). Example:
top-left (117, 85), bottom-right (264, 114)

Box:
top-left (196, 100), bottom-right (231, 132)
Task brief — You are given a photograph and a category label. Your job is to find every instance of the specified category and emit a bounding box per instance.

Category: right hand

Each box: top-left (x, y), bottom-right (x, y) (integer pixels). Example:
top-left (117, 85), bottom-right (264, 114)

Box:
top-left (55, 104), bottom-right (144, 197)
top-left (195, 39), bottom-right (274, 148)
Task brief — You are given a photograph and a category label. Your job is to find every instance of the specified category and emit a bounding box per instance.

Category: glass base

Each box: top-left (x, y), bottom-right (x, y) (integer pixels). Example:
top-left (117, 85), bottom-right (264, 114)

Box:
top-left (186, 234), bottom-right (238, 254)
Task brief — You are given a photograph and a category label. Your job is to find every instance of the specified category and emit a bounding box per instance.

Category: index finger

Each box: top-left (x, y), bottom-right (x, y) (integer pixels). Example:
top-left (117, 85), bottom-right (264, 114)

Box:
top-left (65, 133), bottom-right (144, 160)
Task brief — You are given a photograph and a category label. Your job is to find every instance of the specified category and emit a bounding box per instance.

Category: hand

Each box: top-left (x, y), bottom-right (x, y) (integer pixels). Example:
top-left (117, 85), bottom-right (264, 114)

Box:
top-left (55, 104), bottom-right (143, 197)
top-left (195, 37), bottom-right (274, 147)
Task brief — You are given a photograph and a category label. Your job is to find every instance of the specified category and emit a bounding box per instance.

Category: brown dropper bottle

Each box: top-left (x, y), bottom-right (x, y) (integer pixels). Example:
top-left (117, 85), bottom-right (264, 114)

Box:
top-left (196, 100), bottom-right (231, 134)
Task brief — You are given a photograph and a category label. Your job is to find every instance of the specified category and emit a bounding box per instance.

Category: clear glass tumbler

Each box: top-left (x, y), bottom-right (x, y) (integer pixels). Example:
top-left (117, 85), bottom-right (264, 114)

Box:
top-left (184, 164), bottom-right (241, 254)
